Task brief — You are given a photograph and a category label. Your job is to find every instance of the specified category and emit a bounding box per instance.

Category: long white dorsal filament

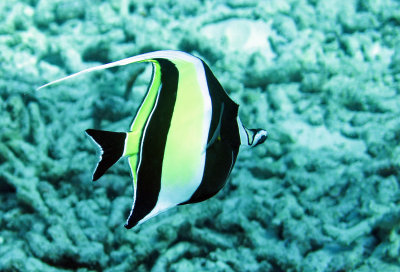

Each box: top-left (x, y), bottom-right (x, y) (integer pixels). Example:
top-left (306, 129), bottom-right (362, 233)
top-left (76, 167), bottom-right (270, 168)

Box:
top-left (36, 50), bottom-right (195, 90)
top-left (36, 57), bottom-right (143, 90)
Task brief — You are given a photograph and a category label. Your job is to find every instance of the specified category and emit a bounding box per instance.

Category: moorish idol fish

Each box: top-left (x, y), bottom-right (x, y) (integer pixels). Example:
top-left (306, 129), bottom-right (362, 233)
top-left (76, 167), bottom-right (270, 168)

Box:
top-left (39, 50), bottom-right (268, 229)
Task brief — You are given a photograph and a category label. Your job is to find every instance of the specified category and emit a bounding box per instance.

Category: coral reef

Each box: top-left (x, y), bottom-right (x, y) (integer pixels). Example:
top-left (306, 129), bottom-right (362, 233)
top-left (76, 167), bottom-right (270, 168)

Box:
top-left (0, 0), bottom-right (399, 271)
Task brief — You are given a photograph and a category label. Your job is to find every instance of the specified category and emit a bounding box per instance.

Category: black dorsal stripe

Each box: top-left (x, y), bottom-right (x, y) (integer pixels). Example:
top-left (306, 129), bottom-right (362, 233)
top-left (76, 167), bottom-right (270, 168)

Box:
top-left (181, 61), bottom-right (240, 205)
top-left (125, 59), bottom-right (179, 228)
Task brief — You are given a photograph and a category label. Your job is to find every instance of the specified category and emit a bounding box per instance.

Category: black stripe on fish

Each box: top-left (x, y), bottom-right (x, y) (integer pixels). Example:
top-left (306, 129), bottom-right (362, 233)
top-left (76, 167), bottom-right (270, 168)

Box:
top-left (125, 59), bottom-right (179, 229)
top-left (181, 61), bottom-right (240, 205)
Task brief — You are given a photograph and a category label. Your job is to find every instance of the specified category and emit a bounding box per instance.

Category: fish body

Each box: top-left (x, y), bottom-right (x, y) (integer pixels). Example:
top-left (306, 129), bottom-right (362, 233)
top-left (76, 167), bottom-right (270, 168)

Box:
top-left (40, 51), bottom-right (268, 228)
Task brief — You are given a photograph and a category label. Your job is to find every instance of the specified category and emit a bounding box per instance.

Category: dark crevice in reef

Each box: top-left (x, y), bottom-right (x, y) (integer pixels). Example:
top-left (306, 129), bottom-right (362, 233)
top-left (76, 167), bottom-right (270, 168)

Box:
top-left (142, 250), bottom-right (160, 271)
top-left (362, 228), bottom-right (382, 258)
top-left (82, 42), bottom-right (111, 64)
top-left (43, 256), bottom-right (102, 271)
top-left (268, 259), bottom-right (286, 272)
top-left (0, 177), bottom-right (16, 194)
top-left (303, 239), bottom-right (324, 257)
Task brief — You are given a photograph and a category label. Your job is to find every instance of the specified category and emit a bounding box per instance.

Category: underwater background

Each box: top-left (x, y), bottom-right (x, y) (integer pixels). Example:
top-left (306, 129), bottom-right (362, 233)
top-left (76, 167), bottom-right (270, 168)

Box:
top-left (1, 0), bottom-right (400, 271)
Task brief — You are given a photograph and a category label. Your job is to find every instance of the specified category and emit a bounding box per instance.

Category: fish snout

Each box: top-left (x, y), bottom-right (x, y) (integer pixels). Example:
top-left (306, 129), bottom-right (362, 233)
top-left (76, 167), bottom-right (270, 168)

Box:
top-left (249, 129), bottom-right (268, 147)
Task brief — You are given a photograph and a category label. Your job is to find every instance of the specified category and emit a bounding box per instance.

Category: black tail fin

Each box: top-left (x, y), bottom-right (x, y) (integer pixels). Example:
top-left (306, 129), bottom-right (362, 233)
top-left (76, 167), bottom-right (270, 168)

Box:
top-left (85, 129), bottom-right (127, 181)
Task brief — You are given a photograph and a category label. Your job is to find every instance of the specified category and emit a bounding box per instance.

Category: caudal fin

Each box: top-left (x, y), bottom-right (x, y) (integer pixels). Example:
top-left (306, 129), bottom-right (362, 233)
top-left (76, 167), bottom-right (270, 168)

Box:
top-left (85, 129), bottom-right (127, 181)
